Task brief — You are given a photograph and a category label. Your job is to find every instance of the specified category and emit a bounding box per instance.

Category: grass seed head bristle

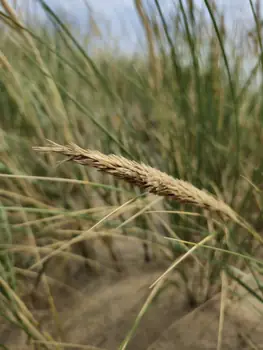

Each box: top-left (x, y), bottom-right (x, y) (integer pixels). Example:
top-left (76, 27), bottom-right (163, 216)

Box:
top-left (33, 141), bottom-right (237, 221)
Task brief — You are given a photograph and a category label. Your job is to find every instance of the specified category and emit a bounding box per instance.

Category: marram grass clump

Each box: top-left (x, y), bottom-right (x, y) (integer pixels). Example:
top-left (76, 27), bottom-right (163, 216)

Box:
top-left (33, 140), bottom-right (237, 221)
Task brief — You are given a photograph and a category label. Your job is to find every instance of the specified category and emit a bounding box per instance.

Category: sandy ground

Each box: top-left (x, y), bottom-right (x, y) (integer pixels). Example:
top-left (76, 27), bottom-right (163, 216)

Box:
top-left (1, 237), bottom-right (263, 350)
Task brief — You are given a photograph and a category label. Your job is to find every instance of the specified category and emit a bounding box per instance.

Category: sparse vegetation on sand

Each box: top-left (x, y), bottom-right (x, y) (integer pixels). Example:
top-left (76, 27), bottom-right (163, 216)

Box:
top-left (0, 0), bottom-right (263, 349)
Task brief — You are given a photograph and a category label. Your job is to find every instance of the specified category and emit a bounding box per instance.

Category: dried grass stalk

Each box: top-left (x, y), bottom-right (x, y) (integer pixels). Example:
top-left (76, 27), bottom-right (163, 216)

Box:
top-left (33, 141), bottom-right (237, 221)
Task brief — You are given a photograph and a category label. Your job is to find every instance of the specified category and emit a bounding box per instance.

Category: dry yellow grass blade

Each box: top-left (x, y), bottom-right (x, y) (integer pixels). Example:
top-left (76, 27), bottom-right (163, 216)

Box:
top-left (33, 140), bottom-right (237, 221)
top-left (150, 233), bottom-right (216, 288)
top-left (0, 189), bottom-right (54, 209)
top-left (0, 276), bottom-right (55, 349)
top-left (28, 195), bottom-right (140, 271)
top-left (119, 277), bottom-right (166, 350)
top-left (217, 271), bottom-right (228, 350)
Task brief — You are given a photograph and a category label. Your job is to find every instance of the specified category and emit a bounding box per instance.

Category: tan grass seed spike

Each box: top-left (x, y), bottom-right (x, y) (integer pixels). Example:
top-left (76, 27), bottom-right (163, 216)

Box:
top-left (33, 140), bottom-right (237, 221)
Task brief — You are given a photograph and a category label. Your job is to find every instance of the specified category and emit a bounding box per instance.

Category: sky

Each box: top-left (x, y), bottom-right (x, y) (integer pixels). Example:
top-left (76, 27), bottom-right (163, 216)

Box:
top-left (44, 0), bottom-right (254, 18)
top-left (44, 0), bottom-right (256, 25)
top-left (9, 0), bottom-right (259, 26)
top-left (7, 0), bottom-right (260, 53)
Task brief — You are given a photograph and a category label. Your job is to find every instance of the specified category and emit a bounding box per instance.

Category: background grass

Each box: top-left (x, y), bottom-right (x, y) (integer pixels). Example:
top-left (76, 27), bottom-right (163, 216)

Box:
top-left (0, 0), bottom-right (263, 349)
